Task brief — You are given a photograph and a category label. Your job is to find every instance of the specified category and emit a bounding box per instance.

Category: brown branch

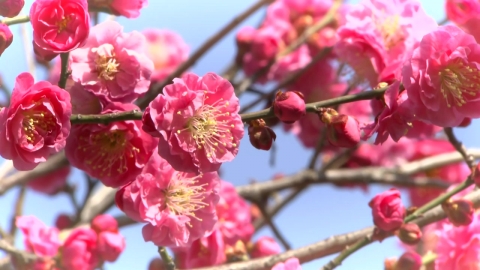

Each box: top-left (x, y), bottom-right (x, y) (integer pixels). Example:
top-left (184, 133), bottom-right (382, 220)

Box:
top-left (256, 203), bottom-right (291, 250)
top-left (136, 0), bottom-right (274, 109)
top-left (0, 239), bottom-right (38, 264)
top-left (70, 110), bottom-right (143, 125)
top-left (444, 127), bottom-right (476, 170)
top-left (9, 186), bottom-right (26, 239)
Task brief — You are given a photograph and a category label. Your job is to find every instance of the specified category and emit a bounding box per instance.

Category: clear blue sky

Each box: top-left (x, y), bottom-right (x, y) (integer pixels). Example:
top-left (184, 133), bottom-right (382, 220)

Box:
top-left (0, 1), bottom-right (476, 269)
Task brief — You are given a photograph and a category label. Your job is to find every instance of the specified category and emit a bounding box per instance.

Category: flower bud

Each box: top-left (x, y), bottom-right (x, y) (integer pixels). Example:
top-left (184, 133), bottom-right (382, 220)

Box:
top-left (273, 91), bottom-right (306, 124)
top-left (0, 0), bottom-right (25, 18)
top-left (251, 27), bottom-right (282, 60)
top-left (91, 214), bottom-right (119, 234)
top-left (250, 236), bottom-right (281, 258)
top-left (396, 223), bottom-right (422, 245)
top-left (225, 240), bottom-right (249, 263)
top-left (369, 188), bottom-right (405, 232)
top-left (97, 231), bottom-right (126, 262)
top-left (148, 258), bottom-right (166, 270)
top-left (0, 23), bottom-right (13, 56)
top-left (54, 214), bottom-right (72, 230)
top-left (235, 26), bottom-right (256, 65)
top-left (248, 119), bottom-right (276, 150)
top-left (442, 199), bottom-right (474, 226)
top-left (320, 108), bottom-right (360, 148)
top-left (394, 251), bottom-right (422, 270)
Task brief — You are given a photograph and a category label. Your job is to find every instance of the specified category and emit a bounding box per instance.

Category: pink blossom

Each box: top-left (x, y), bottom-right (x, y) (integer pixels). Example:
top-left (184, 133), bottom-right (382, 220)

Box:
top-left (143, 29), bottom-right (189, 82)
top-left (0, 72), bottom-right (72, 170)
top-left (27, 165), bottom-right (70, 195)
top-left (118, 152), bottom-right (220, 247)
top-left (69, 20), bottom-right (154, 103)
top-left (251, 236), bottom-right (281, 258)
top-left (61, 228), bottom-right (99, 270)
top-left (30, 0), bottom-right (90, 58)
top-left (67, 83), bottom-right (102, 114)
top-left (174, 229), bottom-right (226, 268)
top-left (91, 214), bottom-right (118, 234)
top-left (88, 0), bottom-right (148, 18)
top-left (273, 91), bottom-right (306, 124)
top-left (435, 212), bottom-right (480, 270)
top-left (0, 0), bottom-right (24, 17)
top-left (144, 72), bottom-right (244, 173)
top-left (97, 231), bottom-right (126, 262)
top-left (271, 257), bottom-right (302, 270)
top-left (65, 102), bottom-right (157, 188)
top-left (446, 0), bottom-right (480, 41)
top-left (403, 25), bottom-right (480, 127)
top-left (324, 113), bottom-right (361, 148)
top-left (16, 216), bottom-right (60, 269)
top-left (336, 0), bottom-right (437, 86)
top-left (369, 188), bottom-right (405, 232)
top-left (0, 23), bottom-right (13, 56)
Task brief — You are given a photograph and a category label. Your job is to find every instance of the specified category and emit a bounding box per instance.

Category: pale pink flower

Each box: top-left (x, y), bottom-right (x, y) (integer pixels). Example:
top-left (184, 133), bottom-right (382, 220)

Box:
top-left (216, 180), bottom-right (254, 245)
top-left (61, 228), bottom-right (99, 270)
top-left (271, 257), bottom-right (302, 270)
top-left (174, 229), bottom-right (226, 268)
top-left (65, 102), bottom-right (157, 188)
top-left (30, 0), bottom-right (90, 58)
top-left (143, 72), bottom-right (244, 173)
top-left (435, 212), bottom-right (480, 270)
top-left (143, 29), bottom-right (189, 82)
top-left (251, 236), bottom-right (281, 258)
top-left (16, 216), bottom-right (60, 269)
top-left (336, 0), bottom-right (437, 86)
top-left (118, 152), bottom-right (220, 247)
top-left (69, 20), bottom-right (154, 103)
top-left (0, 72), bottom-right (72, 170)
top-left (88, 0), bottom-right (148, 18)
top-left (97, 231), bottom-right (125, 262)
top-left (0, 0), bottom-right (24, 17)
top-left (0, 23), bottom-right (13, 56)
top-left (403, 25), bottom-right (480, 127)
top-left (27, 165), bottom-right (70, 195)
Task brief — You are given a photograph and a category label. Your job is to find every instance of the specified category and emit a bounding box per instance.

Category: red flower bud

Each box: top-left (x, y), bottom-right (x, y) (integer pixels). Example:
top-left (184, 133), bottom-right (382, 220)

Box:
top-left (0, 0), bottom-right (25, 18)
top-left (0, 24), bottom-right (13, 56)
top-left (320, 108), bottom-right (360, 148)
top-left (250, 236), bottom-right (281, 258)
top-left (91, 214), bottom-right (119, 234)
top-left (148, 258), bottom-right (166, 270)
top-left (251, 27), bottom-right (282, 60)
top-left (235, 26), bottom-right (256, 65)
top-left (442, 199), bottom-right (474, 226)
top-left (369, 188), bottom-right (406, 232)
top-left (394, 251), bottom-right (422, 270)
top-left (273, 91), bottom-right (306, 124)
top-left (55, 213), bottom-right (72, 230)
top-left (396, 223), bottom-right (422, 245)
top-left (248, 119), bottom-right (276, 150)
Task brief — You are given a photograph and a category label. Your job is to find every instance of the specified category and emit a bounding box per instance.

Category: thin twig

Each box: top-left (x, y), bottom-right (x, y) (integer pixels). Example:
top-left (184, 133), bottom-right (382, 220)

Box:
top-left (256, 203), bottom-right (291, 250)
top-left (444, 127), bottom-right (476, 170)
top-left (1, 16), bottom-right (30, 26)
top-left (158, 246), bottom-right (176, 270)
top-left (70, 110), bottom-right (143, 125)
top-left (9, 186), bottom-right (26, 241)
top-left (58, 53), bottom-right (70, 89)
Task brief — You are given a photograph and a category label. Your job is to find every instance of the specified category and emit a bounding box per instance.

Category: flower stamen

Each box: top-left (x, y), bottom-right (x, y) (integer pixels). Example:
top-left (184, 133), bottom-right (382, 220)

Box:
top-left (439, 61), bottom-right (480, 107)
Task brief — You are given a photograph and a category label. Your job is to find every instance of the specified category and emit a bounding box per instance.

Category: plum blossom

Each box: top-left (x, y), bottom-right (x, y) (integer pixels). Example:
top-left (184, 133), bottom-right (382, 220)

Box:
top-left (0, 72), bottom-right (71, 170)
top-left (174, 230), bottom-right (226, 268)
top-left (0, 23), bottom-right (13, 56)
top-left (88, 0), bottom-right (148, 18)
top-left (369, 188), bottom-right (405, 232)
top-left (30, 0), bottom-right (90, 60)
top-left (446, 0), bottom-right (480, 42)
top-left (403, 25), bottom-right (480, 127)
top-left (143, 29), bottom-right (189, 82)
top-left (143, 72), bottom-right (244, 173)
top-left (65, 102), bottom-right (157, 188)
top-left (0, 0), bottom-right (24, 17)
top-left (70, 20), bottom-right (154, 103)
top-left (271, 257), bottom-right (302, 270)
top-left (61, 228), bottom-right (99, 270)
top-left (116, 152), bottom-right (220, 247)
top-left (251, 236), bottom-right (281, 258)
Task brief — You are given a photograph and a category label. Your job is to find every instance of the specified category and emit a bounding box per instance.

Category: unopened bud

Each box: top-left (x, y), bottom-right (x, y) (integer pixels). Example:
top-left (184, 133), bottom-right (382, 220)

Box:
top-left (320, 108), bottom-right (360, 148)
top-left (225, 240), bottom-right (249, 263)
top-left (250, 236), bottom-right (281, 258)
top-left (394, 251), bottom-right (421, 270)
top-left (0, 24), bottom-right (13, 56)
top-left (148, 258), bottom-right (166, 270)
top-left (251, 27), bottom-right (282, 60)
top-left (442, 199), bottom-right (474, 226)
top-left (384, 257), bottom-right (397, 270)
top-left (91, 214), bottom-right (119, 234)
top-left (54, 214), bottom-right (72, 230)
top-left (0, 0), bottom-right (25, 18)
top-left (273, 91), bottom-right (306, 124)
top-left (235, 26), bottom-right (256, 65)
top-left (248, 119), bottom-right (276, 150)
top-left (396, 223), bottom-right (422, 245)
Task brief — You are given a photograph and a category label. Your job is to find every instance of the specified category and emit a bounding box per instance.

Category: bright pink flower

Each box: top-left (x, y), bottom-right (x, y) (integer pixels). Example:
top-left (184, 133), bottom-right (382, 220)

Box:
top-left (119, 152), bottom-right (220, 247)
top-left (16, 216), bottom-right (60, 269)
top-left (251, 236), bottom-right (281, 258)
top-left (69, 20), bottom-right (154, 103)
top-left (0, 0), bottom-right (24, 17)
top-left (27, 165), bottom-right (70, 195)
top-left (435, 212), bottom-right (480, 270)
top-left (336, 0), bottom-right (437, 86)
top-left (91, 214), bottom-right (118, 234)
top-left (446, 0), bottom-right (480, 41)
top-left (65, 102), bottom-right (157, 188)
top-left (271, 257), bottom-right (302, 270)
top-left (273, 91), bottom-right (306, 124)
top-left (368, 188), bottom-right (405, 232)
top-left (216, 181), bottom-right (254, 246)
top-left (143, 29), bottom-right (189, 82)
top-left (144, 72), bottom-right (244, 173)
top-left (97, 231), bottom-right (125, 262)
top-left (174, 229), bottom-right (226, 268)
top-left (61, 228), bottom-right (98, 270)
top-left (403, 25), bottom-right (480, 127)
top-left (30, 0), bottom-right (90, 58)
top-left (0, 23), bottom-right (13, 56)
top-left (0, 72), bottom-right (72, 170)
top-left (67, 83), bottom-right (102, 114)
top-left (88, 0), bottom-right (148, 18)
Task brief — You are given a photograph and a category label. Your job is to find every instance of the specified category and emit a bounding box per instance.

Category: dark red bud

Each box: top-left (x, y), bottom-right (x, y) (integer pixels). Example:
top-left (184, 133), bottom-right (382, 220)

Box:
top-left (248, 119), bottom-right (276, 150)
top-left (442, 199), bottom-right (474, 226)
top-left (396, 223), bottom-right (422, 245)
top-left (394, 251), bottom-right (422, 270)
top-left (273, 91), bottom-right (306, 124)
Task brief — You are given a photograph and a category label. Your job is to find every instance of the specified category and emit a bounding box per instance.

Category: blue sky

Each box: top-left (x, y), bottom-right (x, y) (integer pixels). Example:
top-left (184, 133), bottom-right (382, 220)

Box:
top-left (0, 1), bottom-right (477, 269)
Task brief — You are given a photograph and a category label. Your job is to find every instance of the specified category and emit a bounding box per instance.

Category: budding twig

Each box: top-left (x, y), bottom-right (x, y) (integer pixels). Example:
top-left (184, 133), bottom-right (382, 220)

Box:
top-left (256, 202), bottom-right (291, 250)
top-left (9, 186), bottom-right (26, 239)
top-left (70, 110), bottom-right (143, 125)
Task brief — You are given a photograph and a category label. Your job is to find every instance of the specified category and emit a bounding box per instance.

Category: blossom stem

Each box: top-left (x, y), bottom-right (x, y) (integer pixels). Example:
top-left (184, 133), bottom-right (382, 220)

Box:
top-left (158, 246), bottom-right (176, 270)
top-left (70, 110), bottom-right (143, 125)
top-left (444, 127), bottom-right (477, 170)
top-left (58, 53), bottom-right (70, 89)
top-left (1, 15), bottom-right (30, 26)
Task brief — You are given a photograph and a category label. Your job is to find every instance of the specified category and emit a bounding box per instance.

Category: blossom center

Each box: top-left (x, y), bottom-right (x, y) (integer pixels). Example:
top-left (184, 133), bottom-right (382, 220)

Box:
top-left (22, 104), bottom-right (56, 144)
top-left (376, 15), bottom-right (404, 49)
top-left (164, 174), bottom-right (208, 221)
top-left (438, 61), bottom-right (480, 107)
top-left (95, 55), bottom-right (120, 81)
top-left (79, 130), bottom-right (139, 177)
top-left (57, 16), bottom-right (71, 33)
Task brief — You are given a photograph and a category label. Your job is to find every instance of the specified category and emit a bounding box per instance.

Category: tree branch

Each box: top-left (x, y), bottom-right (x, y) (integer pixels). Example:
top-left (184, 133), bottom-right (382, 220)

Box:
top-left (1, 16), bottom-right (30, 26)
top-left (444, 127), bottom-right (476, 170)
top-left (70, 110), bottom-right (143, 125)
